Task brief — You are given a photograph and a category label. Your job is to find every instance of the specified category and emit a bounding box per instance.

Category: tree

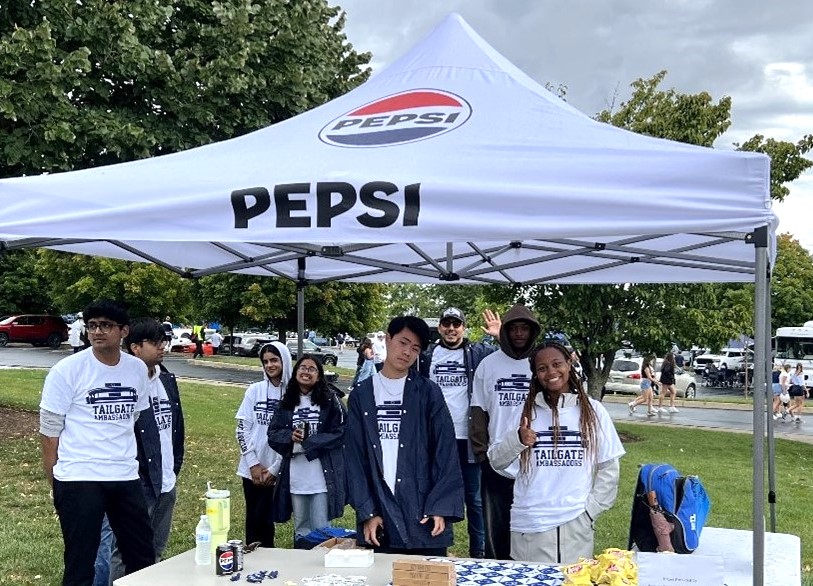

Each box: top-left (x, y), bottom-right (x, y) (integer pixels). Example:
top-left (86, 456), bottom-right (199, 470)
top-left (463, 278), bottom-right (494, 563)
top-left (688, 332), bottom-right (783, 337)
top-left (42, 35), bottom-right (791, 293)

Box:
top-left (0, 250), bottom-right (52, 314)
top-left (34, 251), bottom-right (193, 319)
top-left (771, 234), bottom-right (813, 329)
top-left (0, 0), bottom-right (371, 176)
top-left (737, 135), bottom-right (813, 202)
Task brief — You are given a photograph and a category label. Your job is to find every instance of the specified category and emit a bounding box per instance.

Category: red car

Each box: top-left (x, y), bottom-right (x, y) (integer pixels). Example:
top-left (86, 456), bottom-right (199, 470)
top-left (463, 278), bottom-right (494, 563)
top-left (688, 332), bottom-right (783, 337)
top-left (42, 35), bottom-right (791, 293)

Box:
top-left (0, 314), bottom-right (69, 349)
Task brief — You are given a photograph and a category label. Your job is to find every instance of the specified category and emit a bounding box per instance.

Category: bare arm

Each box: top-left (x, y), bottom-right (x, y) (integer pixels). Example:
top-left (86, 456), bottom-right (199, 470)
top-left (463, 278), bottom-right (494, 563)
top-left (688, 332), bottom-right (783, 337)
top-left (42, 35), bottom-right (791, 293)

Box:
top-left (41, 435), bottom-right (59, 488)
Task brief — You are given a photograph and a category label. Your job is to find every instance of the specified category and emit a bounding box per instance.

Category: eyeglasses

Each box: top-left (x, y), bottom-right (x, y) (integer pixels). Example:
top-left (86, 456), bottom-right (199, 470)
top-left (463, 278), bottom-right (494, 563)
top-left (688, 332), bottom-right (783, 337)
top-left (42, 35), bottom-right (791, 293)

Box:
top-left (143, 339), bottom-right (168, 349)
top-left (86, 321), bottom-right (121, 334)
top-left (299, 366), bottom-right (318, 374)
top-left (440, 319), bottom-right (463, 328)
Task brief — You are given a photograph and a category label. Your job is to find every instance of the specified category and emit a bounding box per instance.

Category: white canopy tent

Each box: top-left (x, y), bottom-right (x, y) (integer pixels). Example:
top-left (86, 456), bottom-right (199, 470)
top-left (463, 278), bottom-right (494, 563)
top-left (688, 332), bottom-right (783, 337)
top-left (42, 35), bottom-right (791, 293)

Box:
top-left (0, 14), bottom-right (778, 583)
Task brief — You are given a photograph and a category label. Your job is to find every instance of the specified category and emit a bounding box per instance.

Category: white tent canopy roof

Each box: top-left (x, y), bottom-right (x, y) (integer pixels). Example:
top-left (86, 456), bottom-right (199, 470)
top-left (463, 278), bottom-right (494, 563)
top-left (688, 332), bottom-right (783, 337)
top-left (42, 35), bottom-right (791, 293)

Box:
top-left (0, 13), bottom-right (774, 284)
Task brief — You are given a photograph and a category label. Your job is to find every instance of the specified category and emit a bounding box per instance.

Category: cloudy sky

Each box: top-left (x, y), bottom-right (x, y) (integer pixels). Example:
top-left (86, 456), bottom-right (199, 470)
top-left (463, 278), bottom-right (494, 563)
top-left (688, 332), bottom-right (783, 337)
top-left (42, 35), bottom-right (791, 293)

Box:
top-left (337, 0), bottom-right (813, 251)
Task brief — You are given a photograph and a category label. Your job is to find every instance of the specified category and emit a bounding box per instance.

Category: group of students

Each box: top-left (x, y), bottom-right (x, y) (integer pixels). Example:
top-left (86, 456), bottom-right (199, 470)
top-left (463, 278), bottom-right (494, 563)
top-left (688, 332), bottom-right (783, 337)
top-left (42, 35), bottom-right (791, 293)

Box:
top-left (627, 352), bottom-right (681, 416)
top-left (234, 305), bottom-right (625, 565)
top-left (772, 362), bottom-right (807, 422)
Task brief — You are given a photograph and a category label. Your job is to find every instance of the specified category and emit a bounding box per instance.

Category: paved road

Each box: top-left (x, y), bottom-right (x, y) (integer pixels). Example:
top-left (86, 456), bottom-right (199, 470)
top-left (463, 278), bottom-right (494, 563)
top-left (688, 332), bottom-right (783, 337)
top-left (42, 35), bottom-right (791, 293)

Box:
top-left (2, 344), bottom-right (812, 442)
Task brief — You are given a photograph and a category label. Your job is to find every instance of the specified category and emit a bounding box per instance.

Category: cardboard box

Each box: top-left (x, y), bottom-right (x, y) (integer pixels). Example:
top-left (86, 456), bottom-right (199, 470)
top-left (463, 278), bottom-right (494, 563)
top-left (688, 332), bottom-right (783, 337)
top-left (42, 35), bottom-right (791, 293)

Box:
top-left (392, 559), bottom-right (456, 586)
top-left (316, 537), bottom-right (357, 550)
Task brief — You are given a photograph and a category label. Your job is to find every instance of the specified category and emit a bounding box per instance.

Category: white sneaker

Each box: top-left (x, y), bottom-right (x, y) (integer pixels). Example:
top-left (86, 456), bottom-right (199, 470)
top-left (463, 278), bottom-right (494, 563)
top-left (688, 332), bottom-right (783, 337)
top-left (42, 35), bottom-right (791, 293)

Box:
top-left (628, 402), bottom-right (636, 414)
top-left (773, 413), bottom-right (781, 420)
top-left (669, 407), bottom-right (679, 413)
top-left (647, 410), bottom-right (658, 416)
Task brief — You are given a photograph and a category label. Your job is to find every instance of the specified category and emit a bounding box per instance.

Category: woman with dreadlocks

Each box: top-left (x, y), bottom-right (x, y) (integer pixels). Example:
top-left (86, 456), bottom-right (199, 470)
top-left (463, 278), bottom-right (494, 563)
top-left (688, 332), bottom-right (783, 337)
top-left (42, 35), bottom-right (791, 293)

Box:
top-left (487, 342), bottom-right (625, 564)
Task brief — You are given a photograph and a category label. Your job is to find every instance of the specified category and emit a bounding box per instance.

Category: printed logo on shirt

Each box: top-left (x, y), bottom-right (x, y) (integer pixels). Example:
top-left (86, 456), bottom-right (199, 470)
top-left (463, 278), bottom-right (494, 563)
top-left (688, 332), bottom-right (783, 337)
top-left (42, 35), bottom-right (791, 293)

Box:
top-left (377, 400), bottom-right (402, 440)
top-left (494, 374), bottom-right (530, 407)
top-left (293, 406), bottom-right (321, 435)
top-left (532, 426), bottom-right (586, 467)
top-left (85, 383), bottom-right (138, 421)
top-left (253, 399), bottom-right (280, 426)
top-left (151, 396), bottom-right (173, 431)
top-left (432, 360), bottom-right (467, 388)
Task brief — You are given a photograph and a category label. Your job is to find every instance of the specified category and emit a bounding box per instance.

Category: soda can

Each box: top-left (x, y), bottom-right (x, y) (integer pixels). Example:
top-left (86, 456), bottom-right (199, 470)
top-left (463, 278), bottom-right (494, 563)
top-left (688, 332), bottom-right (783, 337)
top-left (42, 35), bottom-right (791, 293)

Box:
top-left (215, 543), bottom-right (234, 575)
top-left (227, 539), bottom-right (244, 571)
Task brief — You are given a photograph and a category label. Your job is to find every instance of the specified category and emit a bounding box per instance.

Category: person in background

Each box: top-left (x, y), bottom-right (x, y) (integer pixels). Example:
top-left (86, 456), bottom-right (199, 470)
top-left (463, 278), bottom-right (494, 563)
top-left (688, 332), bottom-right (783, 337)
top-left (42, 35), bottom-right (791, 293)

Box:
top-left (40, 299), bottom-right (155, 585)
top-left (776, 363), bottom-right (792, 421)
top-left (68, 312), bottom-right (86, 354)
top-left (161, 317), bottom-right (173, 342)
top-left (488, 342), bottom-right (624, 564)
top-left (209, 330), bottom-right (223, 355)
top-left (372, 331), bottom-right (387, 364)
top-left (470, 304), bottom-right (540, 560)
top-left (349, 337), bottom-right (375, 391)
top-left (629, 355), bottom-right (658, 416)
top-left (788, 363), bottom-right (806, 423)
top-left (345, 316), bottom-right (464, 556)
top-left (417, 307), bottom-right (501, 558)
top-left (235, 342), bottom-right (292, 547)
top-left (104, 318), bottom-right (185, 583)
top-left (191, 323), bottom-right (206, 359)
top-left (771, 364), bottom-right (783, 420)
top-left (655, 351), bottom-right (679, 414)
top-left (267, 355), bottom-right (346, 548)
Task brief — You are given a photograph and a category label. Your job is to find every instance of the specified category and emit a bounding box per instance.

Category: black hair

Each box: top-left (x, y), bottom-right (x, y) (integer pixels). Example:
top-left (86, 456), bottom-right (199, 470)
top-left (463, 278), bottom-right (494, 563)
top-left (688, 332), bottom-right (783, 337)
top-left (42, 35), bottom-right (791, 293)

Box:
top-left (83, 299), bottom-right (130, 327)
top-left (386, 316), bottom-right (430, 351)
top-left (519, 341), bottom-right (598, 475)
top-left (124, 318), bottom-right (166, 353)
top-left (280, 354), bottom-right (331, 410)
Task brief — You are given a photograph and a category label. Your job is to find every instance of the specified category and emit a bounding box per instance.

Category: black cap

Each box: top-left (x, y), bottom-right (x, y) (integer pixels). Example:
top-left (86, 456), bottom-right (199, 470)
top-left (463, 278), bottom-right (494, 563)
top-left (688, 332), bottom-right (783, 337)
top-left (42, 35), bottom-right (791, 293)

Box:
top-left (440, 307), bottom-right (466, 324)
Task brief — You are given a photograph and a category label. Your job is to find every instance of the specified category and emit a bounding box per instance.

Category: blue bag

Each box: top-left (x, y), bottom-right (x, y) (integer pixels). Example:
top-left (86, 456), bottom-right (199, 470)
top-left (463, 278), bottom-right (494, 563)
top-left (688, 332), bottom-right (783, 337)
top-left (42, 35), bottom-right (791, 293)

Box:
top-left (295, 526), bottom-right (356, 550)
top-left (628, 463), bottom-right (711, 554)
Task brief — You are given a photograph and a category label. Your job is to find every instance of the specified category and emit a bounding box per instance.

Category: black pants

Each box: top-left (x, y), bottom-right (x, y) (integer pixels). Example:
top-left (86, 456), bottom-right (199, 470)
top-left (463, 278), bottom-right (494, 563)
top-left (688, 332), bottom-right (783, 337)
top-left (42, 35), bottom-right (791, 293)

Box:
top-left (480, 461), bottom-right (514, 560)
top-left (53, 479), bottom-right (155, 586)
top-left (242, 477), bottom-right (276, 547)
top-left (193, 341), bottom-right (204, 358)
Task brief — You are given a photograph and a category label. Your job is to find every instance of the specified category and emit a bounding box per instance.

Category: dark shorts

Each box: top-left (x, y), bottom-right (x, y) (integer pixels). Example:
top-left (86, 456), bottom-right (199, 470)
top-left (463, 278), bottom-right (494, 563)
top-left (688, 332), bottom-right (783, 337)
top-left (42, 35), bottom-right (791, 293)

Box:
top-left (789, 385), bottom-right (806, 398)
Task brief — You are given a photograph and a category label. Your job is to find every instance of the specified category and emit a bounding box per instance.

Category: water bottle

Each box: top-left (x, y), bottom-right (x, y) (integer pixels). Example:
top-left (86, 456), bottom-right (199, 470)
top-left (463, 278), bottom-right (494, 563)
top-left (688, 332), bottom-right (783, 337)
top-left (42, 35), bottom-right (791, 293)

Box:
top-left (195, 514), bottom-right (212, 565)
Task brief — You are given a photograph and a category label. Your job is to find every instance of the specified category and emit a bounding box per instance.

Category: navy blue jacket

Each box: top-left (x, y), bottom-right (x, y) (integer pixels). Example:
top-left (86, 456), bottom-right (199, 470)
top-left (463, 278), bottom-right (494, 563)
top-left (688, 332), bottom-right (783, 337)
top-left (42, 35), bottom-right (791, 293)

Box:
top-left (267, 392), bottom-right (346, 523)
top-left (136, 366), bottom-right (185, 503)
top-left (344, 373), bottom-right (464, 550)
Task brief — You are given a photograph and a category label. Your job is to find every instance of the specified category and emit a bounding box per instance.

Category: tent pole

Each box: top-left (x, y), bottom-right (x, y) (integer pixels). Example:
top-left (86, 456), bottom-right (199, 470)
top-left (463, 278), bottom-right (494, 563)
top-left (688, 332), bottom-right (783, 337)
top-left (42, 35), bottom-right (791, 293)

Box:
top-left (751, 226), bottom-right (768, 586)
top-left (765, 265), bottom-right (777, 533)
top-left (297, 258), bottom-right (305, 357)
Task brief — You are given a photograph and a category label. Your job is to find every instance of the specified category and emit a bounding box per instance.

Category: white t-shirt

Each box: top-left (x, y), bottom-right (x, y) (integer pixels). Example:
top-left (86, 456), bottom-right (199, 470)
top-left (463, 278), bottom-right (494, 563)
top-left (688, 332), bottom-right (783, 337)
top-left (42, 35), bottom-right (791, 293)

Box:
top-left (289, 394), bottom-right (326, 494)
top-left (470, 350), bottom-right (531, 478)
top-left (146, 369), bottom-right (176, 493)
top-left (372, 338), bottom-right (387, 363)
top-left (511, 395), bottom-right (625, 533)
top-left (429, 345), bottom-right (469, 439)
top-left (40, 350), bottom-right (150, 482)
top-left (209, 332), bottom-right (223, 348)
top-left (236, 380), bottom-right (283, 478)
top-left (373, 372), bottom-right (406, 495)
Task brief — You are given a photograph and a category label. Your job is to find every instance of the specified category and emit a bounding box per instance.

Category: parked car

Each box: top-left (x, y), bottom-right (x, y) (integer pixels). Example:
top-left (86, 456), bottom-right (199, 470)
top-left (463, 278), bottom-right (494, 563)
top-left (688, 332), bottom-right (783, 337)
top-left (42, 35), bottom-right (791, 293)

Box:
top-left (604, 357), bottom-right (697, 399)
top-left (220, 334), bottom-right (275, 357)
top-left (0, 314), bottom-right (68, 349)
top-left (286, 339), bottom-right (338, 366)
top-left (693, 348), bottom-right (750, 374)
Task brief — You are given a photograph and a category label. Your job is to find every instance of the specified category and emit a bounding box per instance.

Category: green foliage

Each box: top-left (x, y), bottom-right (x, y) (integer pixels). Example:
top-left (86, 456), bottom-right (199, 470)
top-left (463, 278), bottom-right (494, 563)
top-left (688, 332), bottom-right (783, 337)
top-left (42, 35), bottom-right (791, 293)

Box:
top-left (0, 250), bottom-right (51, 314)
top-left (772, 233), bottom-right (813, 329)
top-left (596, 70), bottom-right (732, 147)
top-left (0, 0), bottom-right (371, 177)
top-left (34, 250), bottom-right (193, 318)
top-left (737, 134), bottom-right (813, 202)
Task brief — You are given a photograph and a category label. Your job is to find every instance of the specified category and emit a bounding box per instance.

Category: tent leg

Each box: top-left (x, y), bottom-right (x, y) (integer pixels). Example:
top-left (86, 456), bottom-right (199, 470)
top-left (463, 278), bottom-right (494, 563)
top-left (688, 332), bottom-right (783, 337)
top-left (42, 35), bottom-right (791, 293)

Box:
top-left (297, 258), bottom-right (306, 357)
top-left (765, 271), bottom-right (777, 533)
top-left (752, 227), bottom-right (769, 586)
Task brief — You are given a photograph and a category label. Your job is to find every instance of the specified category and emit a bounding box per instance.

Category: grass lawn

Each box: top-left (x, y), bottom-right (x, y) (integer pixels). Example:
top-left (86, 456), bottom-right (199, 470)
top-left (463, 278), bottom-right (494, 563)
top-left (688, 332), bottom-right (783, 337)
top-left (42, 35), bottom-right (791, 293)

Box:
top-left (0, 368), bottom-right (810, 585)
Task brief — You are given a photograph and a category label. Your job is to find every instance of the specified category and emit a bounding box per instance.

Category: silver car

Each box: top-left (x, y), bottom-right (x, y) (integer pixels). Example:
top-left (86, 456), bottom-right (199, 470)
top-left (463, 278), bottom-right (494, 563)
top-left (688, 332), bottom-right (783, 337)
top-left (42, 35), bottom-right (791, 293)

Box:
top-left (604, 357), bottom-right (697, 399)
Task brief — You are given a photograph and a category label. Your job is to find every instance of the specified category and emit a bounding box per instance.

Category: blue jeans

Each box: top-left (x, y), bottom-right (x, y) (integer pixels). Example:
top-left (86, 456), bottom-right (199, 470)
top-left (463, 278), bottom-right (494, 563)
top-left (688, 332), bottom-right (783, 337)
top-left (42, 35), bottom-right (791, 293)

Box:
top-left (93, 516), bottom-right (113, 586)
top-left (291, 492), bottom-right (330, 545)
top-left (457, 439), bottom-right (485, 557)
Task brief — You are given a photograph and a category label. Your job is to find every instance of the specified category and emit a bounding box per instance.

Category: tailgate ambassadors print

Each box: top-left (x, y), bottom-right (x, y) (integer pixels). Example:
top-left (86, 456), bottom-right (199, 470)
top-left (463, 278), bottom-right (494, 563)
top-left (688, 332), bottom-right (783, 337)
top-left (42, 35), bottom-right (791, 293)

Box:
top-left (86, 383), bottom-right (139, 421)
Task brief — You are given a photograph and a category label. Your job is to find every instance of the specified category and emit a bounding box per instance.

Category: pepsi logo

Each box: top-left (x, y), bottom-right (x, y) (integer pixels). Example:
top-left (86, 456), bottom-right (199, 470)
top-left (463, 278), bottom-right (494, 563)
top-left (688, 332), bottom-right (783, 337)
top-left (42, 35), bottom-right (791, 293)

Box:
top-left (319, 89), bottom-right (471, 147)
top-left (217, 550), bottom-right (234, 571)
